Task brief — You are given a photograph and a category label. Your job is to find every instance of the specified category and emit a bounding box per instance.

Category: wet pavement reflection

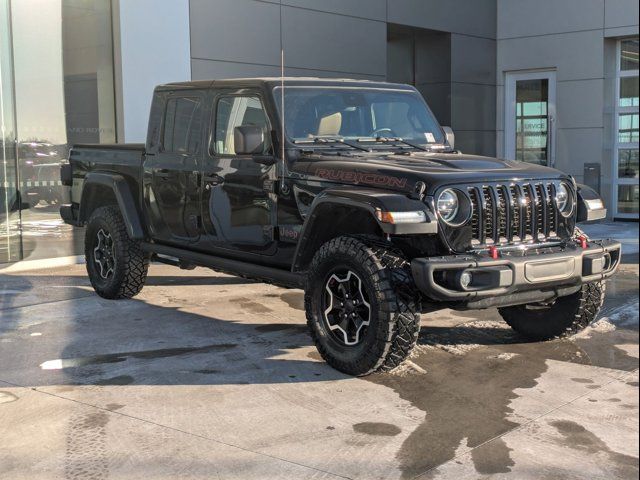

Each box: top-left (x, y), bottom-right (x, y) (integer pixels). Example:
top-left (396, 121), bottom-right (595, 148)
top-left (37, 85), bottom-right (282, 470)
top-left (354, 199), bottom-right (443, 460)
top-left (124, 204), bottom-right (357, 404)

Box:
top-left (0, 261), bottom-right (637, 479)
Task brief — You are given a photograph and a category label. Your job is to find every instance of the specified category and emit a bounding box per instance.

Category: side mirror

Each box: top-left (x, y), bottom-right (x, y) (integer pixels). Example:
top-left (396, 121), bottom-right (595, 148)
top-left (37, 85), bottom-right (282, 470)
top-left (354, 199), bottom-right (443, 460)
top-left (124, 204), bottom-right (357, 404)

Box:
top-left (234, 125), bottom-right (266, 155)
top-left (576, 183), bottom-right (607, 223)
top-left (442, 126), bottom-right (455, 150)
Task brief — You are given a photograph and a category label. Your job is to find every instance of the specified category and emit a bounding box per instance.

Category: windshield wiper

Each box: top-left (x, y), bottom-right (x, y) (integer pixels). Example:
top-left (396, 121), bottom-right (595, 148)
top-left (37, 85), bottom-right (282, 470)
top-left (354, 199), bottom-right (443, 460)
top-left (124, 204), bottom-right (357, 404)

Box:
top-left (360, 136), bottom-right (431, 152)
top-left (359, 136), bottom-right (454, 153)
top-left (293, 137), bottom-right (372, 152)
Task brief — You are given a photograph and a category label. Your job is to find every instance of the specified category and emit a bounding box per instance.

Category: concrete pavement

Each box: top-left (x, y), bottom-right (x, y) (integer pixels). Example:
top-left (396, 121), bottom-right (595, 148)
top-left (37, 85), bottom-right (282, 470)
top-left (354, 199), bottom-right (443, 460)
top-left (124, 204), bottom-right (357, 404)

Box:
top-left (0, 258), bottom-right (638, 479)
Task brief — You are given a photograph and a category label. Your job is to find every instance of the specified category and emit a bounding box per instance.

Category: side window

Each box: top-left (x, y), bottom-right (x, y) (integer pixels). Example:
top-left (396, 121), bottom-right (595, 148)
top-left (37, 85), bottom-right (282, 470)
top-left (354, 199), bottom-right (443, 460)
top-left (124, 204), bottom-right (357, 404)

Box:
top-left (214, 96), bottom-right (270, 155)
top-left (162, 97), bottom-right (202, 153)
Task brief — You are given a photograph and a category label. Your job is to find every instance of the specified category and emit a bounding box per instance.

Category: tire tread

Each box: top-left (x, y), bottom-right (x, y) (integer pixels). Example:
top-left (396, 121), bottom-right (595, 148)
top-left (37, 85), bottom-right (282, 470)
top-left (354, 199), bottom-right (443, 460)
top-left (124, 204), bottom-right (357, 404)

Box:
top-left (85, 205), bottom-right (149, 299)
top-left (304, 235), bottom-right (421, 375)
top-left (499, 281), bottom-right (606, 340)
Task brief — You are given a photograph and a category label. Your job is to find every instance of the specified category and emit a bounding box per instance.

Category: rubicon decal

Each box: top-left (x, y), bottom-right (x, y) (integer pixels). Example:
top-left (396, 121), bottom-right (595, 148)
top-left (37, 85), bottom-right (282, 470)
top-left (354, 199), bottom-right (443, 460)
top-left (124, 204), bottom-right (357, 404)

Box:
top-left (315, 168), bottom-right (407, 188)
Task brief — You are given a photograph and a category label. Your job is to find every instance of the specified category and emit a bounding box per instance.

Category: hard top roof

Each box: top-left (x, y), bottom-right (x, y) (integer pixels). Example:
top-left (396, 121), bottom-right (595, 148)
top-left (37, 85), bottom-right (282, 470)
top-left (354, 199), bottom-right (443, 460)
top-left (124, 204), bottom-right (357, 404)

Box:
top-left (157, 77), bottom-right (415, 91)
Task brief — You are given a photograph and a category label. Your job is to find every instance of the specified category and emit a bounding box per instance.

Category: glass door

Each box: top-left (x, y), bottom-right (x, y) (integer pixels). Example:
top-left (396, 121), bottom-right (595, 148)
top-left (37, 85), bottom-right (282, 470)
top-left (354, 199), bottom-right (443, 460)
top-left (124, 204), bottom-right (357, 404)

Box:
top-left (1, 0), bottom-right (21, 264)
top-left (613, 38), bottom-right (639, 219)
top-left (505, 70), bottom-right (557, 166)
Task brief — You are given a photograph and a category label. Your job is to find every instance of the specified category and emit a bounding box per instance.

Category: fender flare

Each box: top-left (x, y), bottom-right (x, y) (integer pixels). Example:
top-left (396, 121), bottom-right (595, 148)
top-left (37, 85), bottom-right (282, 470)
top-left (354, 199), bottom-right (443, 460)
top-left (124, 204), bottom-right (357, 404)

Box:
top-left (291, 186), bottom-right (437, 271)
top-left (79, 172), bottom-right (145, 240)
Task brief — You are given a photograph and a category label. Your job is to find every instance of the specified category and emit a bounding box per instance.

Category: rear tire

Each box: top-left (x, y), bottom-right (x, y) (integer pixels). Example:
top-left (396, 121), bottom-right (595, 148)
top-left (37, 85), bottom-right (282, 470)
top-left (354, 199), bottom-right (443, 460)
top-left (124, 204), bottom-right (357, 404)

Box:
top-left (499, 281), bottom-right (606, 340)
top-left (85, 205), bottom-right (149, 299)
top-left (304, 236), bottom-right (421, 376)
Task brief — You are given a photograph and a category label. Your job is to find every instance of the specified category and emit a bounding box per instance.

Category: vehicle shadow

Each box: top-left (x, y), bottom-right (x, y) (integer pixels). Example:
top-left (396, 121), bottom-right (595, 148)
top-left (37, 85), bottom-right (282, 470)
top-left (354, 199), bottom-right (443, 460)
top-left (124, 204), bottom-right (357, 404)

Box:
top-left (0, 276), bottom-right (543, 390)
top-left (0, 275), bottom-right (349, 387)
top-left (2, 268), bottom-right (637, 391)
top-left (2, 270), bottom-right (637, 480)
top-left (1, 257), bottom-right (637, 480)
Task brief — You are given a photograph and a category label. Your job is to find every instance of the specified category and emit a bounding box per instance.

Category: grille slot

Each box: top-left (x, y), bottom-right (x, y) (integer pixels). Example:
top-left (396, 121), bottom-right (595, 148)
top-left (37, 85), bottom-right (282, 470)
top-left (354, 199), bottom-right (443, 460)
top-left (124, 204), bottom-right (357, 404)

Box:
top-left (497, 186), bottom-right (509, 242)
top-left (463, 182), bottom-right (560, 249)
top-left (469, 188), bottom-right (481, 246)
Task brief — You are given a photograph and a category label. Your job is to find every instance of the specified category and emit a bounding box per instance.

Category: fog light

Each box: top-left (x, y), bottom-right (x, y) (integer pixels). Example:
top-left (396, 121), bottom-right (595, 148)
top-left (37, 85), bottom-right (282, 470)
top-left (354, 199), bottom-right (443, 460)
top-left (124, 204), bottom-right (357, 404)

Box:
top-left (459, 271), bottom-right (473, 289)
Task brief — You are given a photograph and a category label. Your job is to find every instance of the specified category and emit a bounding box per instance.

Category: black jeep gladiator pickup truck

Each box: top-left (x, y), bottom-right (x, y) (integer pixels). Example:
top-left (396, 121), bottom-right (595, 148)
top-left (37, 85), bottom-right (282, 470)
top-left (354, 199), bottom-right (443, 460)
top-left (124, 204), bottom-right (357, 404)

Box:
top-left (60, 78), bottom-right (621, 375)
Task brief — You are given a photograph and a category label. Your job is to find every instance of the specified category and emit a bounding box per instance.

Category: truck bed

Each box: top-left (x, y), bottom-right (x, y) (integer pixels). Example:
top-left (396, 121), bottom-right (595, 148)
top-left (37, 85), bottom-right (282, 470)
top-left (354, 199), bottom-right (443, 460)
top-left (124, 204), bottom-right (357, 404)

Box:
top-left (69, 143), bottom-right (145, 177)
top-left (67, 143), bottom-right (146, 211)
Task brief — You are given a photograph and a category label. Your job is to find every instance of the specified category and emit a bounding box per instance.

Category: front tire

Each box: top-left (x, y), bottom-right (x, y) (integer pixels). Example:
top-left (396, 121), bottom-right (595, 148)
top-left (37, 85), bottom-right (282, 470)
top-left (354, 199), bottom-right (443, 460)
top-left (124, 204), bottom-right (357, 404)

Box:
top-left (85, 205), bottom-right (149, 299)
top-left (304, 236), bottom-right (421, 376)
top-left (499, 281), bottom-right (606, 340)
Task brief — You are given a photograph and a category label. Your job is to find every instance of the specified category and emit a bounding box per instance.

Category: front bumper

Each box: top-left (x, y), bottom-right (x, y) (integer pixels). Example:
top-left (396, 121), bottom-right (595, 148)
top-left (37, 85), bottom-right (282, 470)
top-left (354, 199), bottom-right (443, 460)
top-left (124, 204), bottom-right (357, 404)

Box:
top-left (411, 239), bottom-right (621, 303)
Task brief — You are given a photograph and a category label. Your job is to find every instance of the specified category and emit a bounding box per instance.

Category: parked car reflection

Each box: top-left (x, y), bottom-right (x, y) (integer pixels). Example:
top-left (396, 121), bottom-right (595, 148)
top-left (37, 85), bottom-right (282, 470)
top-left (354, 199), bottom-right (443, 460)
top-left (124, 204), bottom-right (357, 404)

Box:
top-left (19, 140), bottom-right (69, 208)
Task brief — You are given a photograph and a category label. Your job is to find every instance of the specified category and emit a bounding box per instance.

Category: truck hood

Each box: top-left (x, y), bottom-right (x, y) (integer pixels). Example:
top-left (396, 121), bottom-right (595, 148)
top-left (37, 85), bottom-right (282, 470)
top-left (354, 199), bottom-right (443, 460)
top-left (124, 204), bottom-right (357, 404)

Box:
top-left (291, 151), bottom-right (570, 195)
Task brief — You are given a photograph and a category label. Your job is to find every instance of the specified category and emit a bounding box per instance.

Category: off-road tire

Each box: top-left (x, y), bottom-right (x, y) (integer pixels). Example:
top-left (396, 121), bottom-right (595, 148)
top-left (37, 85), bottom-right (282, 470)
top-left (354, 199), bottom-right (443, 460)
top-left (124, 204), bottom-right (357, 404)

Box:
top-left (85, 205), bottom-right (149, 299)
top-left (499, 281), bottom-right (606, 340)
top-left (304, 236), bottom-right (421, 376)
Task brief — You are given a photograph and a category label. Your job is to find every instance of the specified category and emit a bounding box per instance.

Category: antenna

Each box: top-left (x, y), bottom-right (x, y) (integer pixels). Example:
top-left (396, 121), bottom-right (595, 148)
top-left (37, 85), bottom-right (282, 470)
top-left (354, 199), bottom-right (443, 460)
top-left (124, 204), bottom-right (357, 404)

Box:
top-left (280, 49), bottom-right (285, 189)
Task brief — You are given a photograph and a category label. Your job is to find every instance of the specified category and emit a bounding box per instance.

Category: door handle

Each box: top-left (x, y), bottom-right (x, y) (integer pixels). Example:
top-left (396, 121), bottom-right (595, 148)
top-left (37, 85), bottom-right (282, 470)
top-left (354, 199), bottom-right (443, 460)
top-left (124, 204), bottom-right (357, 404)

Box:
top-left (154, 168), bottom-right (170, 178)
top-left (203, 174), bottom-right (224, 189)
top-left (253, 156), bottom-right (277, 166)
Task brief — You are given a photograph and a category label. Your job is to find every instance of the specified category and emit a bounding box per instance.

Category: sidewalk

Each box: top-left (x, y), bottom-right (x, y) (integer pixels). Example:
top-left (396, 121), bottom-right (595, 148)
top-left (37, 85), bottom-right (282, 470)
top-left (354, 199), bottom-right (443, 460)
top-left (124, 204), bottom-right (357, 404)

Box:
top-left (0, 262), bottom-right (637, 479)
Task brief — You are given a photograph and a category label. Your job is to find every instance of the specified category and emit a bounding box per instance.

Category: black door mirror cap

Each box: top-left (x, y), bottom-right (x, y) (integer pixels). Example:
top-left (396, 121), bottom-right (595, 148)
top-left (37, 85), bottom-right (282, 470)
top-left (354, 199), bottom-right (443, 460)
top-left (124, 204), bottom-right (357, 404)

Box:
top-left (234, 125), bottom-right (266, 155)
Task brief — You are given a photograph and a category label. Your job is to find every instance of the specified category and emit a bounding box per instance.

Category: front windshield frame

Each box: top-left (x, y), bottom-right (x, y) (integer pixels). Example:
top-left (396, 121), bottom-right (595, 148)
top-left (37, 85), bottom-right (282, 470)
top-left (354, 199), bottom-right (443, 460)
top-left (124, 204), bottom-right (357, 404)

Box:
top-left (271, 86), bottom-right (447, 148)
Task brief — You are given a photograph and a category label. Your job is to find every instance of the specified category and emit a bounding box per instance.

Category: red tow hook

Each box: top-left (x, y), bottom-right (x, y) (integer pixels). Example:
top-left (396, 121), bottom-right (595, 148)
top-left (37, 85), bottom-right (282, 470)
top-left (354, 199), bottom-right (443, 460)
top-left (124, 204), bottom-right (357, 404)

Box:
top-left (488, 245), bottom-right (499, 259)
top-left (577, 236), bottom-right (589, 249)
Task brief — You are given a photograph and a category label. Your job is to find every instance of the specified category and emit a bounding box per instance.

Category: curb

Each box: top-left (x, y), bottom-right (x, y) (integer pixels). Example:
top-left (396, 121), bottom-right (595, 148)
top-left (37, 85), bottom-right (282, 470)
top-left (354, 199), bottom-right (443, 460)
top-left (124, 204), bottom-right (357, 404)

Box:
top-left (0, 255), bottom-right (85, 274)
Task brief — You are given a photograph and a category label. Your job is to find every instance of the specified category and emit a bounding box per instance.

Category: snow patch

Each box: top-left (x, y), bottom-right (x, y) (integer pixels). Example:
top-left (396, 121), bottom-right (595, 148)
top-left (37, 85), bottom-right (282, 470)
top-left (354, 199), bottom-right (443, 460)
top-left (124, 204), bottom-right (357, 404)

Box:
top-left (488, 352), bottom-right (520, 360)
top-left (388, 356), bottom-right (428, 376)
top-left (573, 318), bottom-right (617, 339)
top-left (608, 302), bottom-right (640, 328)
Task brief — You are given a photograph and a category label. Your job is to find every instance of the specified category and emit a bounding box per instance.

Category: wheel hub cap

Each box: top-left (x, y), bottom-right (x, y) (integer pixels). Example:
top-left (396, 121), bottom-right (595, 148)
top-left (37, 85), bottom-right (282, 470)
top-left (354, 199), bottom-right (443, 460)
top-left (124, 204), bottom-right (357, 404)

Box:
top-left (93, 229), bottom-right (115, 279)
top-left (322, 270), bottom-right (371, 346)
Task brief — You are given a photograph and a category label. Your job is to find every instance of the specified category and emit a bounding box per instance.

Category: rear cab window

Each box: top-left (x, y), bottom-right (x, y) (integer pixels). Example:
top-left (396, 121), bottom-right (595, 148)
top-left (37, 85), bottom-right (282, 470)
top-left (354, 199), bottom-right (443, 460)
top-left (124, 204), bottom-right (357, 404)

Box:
top-left (162, 96), bottom-right (203, 153)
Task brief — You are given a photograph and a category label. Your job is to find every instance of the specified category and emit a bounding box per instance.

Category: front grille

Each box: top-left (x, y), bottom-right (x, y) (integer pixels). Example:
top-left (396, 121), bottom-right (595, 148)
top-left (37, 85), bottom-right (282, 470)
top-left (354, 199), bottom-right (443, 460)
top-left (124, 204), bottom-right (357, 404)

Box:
top-left (466, 181), bottom-right (561, 248)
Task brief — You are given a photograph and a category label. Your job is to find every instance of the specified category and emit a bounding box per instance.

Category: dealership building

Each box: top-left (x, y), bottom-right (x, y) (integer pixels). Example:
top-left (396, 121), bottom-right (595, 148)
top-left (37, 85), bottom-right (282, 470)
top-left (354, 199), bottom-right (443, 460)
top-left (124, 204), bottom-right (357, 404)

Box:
top-left (0, 0), bottom-right (638, 265)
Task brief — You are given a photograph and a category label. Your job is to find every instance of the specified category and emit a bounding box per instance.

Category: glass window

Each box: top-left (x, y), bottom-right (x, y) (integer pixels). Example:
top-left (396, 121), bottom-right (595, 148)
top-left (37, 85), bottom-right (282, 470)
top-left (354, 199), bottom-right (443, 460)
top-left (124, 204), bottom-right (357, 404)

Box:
top-left (619, 76), bottom-right (639, 107)
top-left (617, 185), bottom-right (639, 214)
top-left (1, 0), bottom-right (116, 263)
top-left (620, 39), bottom-right (639, 71)
top-left (618, 149), bottom-right (639, 179)
top-left (0, 0), bottom-right (20, 263)
top-left (214, 96), bottom-right (269, 155)
top-left (162, 97), bottom-right (202, 153)
top-left (614, 38), bottom-right (639, 217)
top-left (618, 113), bottom-right (639, 143)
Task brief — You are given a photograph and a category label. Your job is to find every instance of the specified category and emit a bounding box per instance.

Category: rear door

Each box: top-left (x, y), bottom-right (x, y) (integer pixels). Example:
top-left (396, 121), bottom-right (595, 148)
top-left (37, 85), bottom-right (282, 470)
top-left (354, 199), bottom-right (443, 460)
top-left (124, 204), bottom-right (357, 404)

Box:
top-left (143, 91), bottom-right (204, 244)
top-left (199, 90), bottom-right (277, 255)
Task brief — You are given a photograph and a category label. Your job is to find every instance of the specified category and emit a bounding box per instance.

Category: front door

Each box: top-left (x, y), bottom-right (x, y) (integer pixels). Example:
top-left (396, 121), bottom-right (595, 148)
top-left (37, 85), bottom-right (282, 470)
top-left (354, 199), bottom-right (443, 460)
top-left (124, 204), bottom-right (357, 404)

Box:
top-left (143, 93), bottom-right (204, 245)
top-left (200, 92), bottom-right (277, 255)
top-left (505, 71), bottom-right (557, 166)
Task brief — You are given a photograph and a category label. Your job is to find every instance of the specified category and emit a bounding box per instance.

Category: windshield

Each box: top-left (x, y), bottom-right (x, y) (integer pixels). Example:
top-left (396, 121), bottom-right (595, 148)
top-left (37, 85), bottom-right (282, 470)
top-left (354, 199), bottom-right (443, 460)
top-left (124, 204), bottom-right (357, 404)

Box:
top-left (273, 87), bottom-right (445, 145)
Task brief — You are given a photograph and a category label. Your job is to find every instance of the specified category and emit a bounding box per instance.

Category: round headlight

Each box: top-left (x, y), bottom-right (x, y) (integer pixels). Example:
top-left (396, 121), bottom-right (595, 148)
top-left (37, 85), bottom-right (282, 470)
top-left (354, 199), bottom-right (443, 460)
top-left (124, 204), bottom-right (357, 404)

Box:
top-left (555, 183), bottom-right (574, 217)
top-left (437, 189), bottom-right (460, 224)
